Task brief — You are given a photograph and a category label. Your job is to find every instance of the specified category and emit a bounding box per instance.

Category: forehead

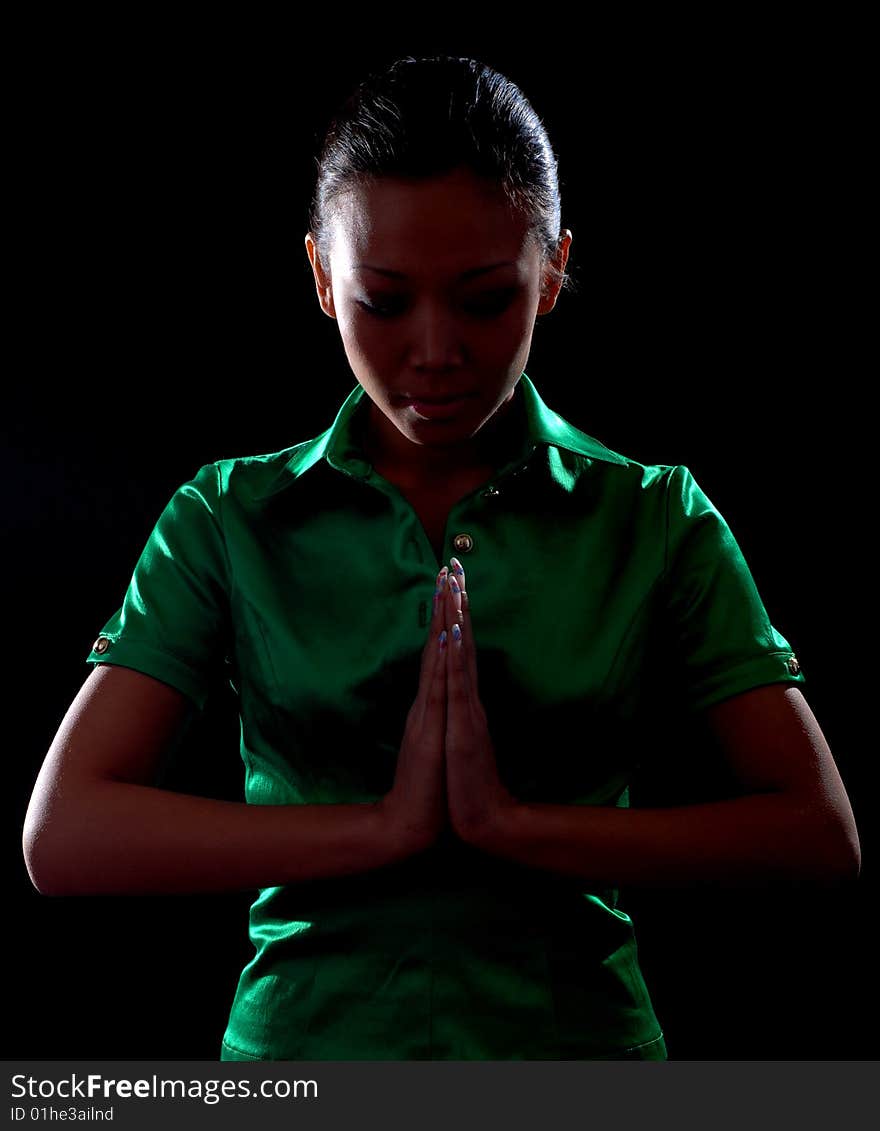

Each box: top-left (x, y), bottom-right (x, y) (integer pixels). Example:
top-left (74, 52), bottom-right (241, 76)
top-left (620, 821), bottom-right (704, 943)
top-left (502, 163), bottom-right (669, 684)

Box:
top-left (328, 168), bottom-right (535, 276)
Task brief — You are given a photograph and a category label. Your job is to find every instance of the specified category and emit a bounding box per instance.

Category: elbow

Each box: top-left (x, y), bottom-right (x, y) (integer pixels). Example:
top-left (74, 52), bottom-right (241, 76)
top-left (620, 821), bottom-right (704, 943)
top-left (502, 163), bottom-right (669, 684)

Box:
top-left (22, 831), bottom-right (62, 896)
top-left (827, 807), bottom-right (862, 885)
top-left (22, 803), bottom-right (80, 898)
top-left (22, 823), bottom-right (69, 897)
top-left (799, 806), bottom-right (862, 887)
top-left (820, 841), bottom-right (862, 886)
top-left (836, 834), bottom-right (862, 885)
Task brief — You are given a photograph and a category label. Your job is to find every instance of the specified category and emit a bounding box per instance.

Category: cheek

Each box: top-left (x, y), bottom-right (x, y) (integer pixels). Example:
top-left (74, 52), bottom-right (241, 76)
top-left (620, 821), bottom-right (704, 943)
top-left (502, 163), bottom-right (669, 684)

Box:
top-left (340, 313), bottom-right (396, 355)
top-left (476, 312), bottom-right (535, 363)
top-left (337, 321), bottom-right (394, 378)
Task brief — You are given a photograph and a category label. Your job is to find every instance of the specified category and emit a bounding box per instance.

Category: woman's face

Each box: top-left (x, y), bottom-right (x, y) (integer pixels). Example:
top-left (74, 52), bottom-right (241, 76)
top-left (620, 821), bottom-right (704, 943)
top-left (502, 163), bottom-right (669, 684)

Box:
top-left (305, 166), bottom-right (571, 467)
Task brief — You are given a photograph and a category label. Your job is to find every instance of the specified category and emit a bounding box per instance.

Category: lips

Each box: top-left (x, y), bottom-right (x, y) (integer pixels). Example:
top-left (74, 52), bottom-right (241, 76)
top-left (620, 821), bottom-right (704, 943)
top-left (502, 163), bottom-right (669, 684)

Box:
top-left (398, 392), bottom-right (476, 421)
top-left (398, 392), bottom-right (475, 403)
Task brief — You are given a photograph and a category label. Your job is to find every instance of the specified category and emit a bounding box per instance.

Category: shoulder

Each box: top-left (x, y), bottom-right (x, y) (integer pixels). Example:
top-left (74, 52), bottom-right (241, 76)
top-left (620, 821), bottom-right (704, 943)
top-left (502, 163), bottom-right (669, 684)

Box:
top-left (193, 432), bottom-right (332, 510)
top-left (521, 376), bottom-right (678, 501)
top-left (545, 429), bottom-right (680, 508)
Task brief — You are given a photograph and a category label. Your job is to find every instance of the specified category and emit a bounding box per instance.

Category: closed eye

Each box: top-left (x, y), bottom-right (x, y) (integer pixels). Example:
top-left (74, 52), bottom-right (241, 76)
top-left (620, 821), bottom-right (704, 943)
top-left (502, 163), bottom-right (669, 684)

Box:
top-left (465, 288), bottom-right (518, 317)
top-left (356, 299), bottom-right (404, 319)
top-left (356, 288), bottom-right (518, 320)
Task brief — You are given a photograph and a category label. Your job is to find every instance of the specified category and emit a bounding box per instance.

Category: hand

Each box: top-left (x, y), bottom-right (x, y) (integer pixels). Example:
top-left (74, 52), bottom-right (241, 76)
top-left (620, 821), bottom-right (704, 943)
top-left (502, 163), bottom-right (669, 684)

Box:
top-left (442, 556), bottom-right (518, 842)
top-left (376, 564), bottom-right (449, 854)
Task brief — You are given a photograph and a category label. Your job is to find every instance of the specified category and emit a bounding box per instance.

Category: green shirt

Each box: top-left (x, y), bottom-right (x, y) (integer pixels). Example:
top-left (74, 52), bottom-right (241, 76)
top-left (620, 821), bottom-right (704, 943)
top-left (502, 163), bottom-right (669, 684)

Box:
top-left (85, 371), bottom-right (806, 1060)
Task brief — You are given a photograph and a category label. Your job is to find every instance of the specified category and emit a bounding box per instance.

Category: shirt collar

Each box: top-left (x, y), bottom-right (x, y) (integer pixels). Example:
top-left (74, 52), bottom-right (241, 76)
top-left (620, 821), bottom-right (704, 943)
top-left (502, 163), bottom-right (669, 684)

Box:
top-left (252, 371), bottom-right (627, 502)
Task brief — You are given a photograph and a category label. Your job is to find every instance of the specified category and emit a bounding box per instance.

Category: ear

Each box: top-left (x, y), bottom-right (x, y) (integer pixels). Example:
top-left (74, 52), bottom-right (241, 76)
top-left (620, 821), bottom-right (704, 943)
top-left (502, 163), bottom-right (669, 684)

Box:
top-left (304, 232), bottom-right (337, 319)
top-left (537, 228), bottom-right (573, 315)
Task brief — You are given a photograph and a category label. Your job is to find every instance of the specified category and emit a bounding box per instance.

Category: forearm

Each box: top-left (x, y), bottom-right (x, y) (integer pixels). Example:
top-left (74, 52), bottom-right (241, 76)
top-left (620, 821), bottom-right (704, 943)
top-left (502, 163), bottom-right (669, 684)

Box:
top-left (471, 791), bottom-right (858, 890)
top-left (23, 780), bottom-right (406, 897)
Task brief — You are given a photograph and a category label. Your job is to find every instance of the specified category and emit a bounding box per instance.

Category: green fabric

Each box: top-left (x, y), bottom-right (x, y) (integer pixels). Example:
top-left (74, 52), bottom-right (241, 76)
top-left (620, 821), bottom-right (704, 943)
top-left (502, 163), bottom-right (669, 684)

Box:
top-left (85, 371), bottom-right (806, 1060)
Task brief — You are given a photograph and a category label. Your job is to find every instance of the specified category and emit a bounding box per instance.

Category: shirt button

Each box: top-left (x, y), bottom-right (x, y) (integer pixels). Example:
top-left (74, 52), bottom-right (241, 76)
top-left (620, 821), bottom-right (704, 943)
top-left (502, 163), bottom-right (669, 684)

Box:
top-left (93, 637), bottom-right (111, 654)
top-left (786, 655), bottom-right (801, 675)
top-left (452, 532), bottom-right (474, 553)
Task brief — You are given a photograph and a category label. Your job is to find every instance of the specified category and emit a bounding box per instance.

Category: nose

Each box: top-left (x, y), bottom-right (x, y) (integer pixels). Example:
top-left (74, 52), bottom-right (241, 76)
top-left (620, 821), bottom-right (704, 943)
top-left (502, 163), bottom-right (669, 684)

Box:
top-left (408, 299), bottom-right (465, 369)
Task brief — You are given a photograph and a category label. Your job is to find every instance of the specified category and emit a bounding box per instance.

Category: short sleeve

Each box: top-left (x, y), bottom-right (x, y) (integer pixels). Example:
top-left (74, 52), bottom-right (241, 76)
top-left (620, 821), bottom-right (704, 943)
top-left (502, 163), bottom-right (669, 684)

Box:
top-left (660, 464), bottom-right (807, 714)
top-left (85, 462), bottom-right (231, 710)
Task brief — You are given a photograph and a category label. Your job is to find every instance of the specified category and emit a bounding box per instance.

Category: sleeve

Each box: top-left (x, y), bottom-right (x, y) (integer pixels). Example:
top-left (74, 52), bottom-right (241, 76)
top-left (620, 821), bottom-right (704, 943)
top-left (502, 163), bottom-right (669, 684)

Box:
top-left (84, 462), bottom-right (232, 711)
top-left (660, 464), bottom-right (807, 715)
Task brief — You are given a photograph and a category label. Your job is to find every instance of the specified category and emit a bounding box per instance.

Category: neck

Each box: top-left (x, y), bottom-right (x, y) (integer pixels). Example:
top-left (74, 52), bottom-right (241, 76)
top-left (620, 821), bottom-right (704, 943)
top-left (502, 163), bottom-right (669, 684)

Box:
top-left (359, 388), bottom-right (524, 488)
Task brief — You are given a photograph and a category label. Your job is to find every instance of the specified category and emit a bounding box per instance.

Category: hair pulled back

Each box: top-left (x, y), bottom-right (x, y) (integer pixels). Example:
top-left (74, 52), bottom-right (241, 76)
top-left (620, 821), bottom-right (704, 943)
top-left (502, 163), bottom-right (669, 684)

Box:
top-left (308, 55), bottom-right (575, 295)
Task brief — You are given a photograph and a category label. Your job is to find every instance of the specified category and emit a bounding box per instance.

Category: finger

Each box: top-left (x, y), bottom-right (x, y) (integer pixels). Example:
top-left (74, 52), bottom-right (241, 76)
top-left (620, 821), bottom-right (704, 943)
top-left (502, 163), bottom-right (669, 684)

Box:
top-left (447, 568), bottom-right (463, 629)
top-left (422, 565), bottom-right (448, 661)
top-left (442, 575), bottom-right (465, 692)
top-left (449, 555), bottom-right (466, 594)
top-left (416, 566), bottom-right (448, 710)
top-left (413, 579), bottom-right (450, 728)
top-left (450, 556), bottom-right (479, 695)
top-left (431, 565), bottom-right (449, 628)
top-left (424, 615), bottom-right (448, 738)
top-left (445, 595), bottom-right (471, 716)
top-left (444, 560), bottom-right (467, 678)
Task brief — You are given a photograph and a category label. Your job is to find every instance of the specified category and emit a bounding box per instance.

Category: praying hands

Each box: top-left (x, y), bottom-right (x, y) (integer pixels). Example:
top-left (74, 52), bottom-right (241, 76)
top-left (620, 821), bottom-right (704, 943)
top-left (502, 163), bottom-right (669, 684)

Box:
top-left (376, 557), bottom-right (517, 853)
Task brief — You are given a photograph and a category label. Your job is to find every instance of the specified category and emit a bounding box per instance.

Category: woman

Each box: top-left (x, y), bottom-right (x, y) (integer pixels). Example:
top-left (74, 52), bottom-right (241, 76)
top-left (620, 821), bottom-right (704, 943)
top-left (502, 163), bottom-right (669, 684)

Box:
top-left (22, 55), bottom-right (860, 1061)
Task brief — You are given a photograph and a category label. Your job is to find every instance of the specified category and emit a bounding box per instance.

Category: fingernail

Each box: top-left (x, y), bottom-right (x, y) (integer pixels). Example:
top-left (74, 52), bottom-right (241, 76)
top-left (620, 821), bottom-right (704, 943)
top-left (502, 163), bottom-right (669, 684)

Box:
top-left (449, 577), bottom-right (460, 594)
top-left (450, 557), bottom-right (464, 576)
top-left (451, 623), bottom-right (462, 642)
top-left (439, 630), bottom-right (448, 649)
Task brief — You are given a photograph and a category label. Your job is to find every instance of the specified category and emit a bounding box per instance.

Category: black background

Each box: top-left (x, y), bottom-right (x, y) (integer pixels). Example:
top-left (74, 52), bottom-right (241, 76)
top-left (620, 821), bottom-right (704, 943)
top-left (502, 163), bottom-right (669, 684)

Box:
top-left (6, 18), bottom-right (875, 1060)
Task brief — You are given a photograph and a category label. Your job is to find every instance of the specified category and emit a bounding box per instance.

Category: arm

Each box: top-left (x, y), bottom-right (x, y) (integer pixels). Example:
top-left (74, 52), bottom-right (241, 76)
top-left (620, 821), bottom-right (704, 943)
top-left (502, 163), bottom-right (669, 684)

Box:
top-left (464, 685), bottom-right (861, 890)
top-left (22, 665), bottom-right (417, 897)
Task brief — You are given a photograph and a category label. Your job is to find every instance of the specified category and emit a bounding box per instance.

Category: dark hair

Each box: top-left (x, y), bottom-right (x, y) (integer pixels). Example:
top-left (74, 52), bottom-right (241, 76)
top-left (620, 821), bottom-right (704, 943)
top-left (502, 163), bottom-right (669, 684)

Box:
top-left (308, 54), bottom-right (576, 296)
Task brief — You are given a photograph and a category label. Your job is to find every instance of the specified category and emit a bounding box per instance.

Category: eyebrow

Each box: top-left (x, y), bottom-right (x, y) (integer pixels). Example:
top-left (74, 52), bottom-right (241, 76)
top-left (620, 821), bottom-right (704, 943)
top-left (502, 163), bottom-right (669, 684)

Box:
top-left (354, 260), bottom-right (515, 280)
